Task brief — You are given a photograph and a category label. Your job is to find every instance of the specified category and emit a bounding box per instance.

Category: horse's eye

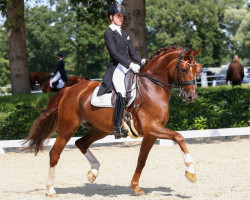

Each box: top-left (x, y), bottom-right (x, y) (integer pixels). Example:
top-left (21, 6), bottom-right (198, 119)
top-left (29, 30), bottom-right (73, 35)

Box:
top-left (181, 68), bottom-right (188, 73)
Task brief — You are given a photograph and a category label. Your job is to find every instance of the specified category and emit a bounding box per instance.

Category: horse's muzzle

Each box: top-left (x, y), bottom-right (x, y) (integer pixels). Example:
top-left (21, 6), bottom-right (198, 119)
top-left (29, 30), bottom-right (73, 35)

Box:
top-left (181, 90), bottom-right (197, 103)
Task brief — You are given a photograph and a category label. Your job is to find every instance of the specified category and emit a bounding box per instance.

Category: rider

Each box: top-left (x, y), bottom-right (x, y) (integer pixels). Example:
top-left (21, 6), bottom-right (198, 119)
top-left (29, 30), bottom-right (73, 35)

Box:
top-left (97, 3), bottom-right (146, 139)
top-left (50, 51), bottom-right (68, 90)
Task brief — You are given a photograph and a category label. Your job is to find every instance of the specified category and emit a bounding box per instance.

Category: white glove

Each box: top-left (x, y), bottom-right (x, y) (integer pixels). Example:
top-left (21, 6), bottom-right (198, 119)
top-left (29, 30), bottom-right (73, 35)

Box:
top-left (50, 72), bottom-right (55, 76)
top-left (141, 58), bottom-right (146, 65)
top-left (129, 63), bottom-right (140, 73)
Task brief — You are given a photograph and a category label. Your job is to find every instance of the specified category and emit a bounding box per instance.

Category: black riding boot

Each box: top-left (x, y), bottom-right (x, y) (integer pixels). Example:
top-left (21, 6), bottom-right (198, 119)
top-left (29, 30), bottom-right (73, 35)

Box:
top-left (52, 80), bottom-right (59, 89)
top-left (113, 93), bottom-right (128, 139)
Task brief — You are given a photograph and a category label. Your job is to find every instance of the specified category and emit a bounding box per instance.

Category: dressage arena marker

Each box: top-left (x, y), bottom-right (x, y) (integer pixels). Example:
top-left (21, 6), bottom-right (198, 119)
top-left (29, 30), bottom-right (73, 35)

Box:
top-left (0, 127), bottom-right (249, 154)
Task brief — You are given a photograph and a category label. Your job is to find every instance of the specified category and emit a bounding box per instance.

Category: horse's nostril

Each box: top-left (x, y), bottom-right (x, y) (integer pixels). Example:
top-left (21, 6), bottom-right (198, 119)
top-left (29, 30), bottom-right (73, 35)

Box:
top-left (187, 95), bottom-right (195, 101)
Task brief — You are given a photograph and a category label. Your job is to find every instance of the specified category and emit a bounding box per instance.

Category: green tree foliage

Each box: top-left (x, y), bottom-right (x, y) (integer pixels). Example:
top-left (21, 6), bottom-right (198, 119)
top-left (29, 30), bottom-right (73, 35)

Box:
top-left (72, 22), bottom-right (109, 78)
top-left (146, 0), bottom-right (247, 67)
top-left (25, 5), bottom-right (63, 73)
top-left (224, 6), bottom-right (250, 58)
top-left (1, 0), bottom-right (249, 82)
top-left (69, 0), bottom-right (115, 24)
top-left (25, 0), bottom-right (110, 78)
top-left (0, 26), bottom-right (10, 86)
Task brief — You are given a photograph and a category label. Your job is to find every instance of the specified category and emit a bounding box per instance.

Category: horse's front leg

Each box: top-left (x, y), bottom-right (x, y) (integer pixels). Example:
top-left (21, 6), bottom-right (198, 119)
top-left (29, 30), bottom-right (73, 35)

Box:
top-left (131, 135), bottom-right (157, 196)
top-left (150, 125), bottom-right (196, 183)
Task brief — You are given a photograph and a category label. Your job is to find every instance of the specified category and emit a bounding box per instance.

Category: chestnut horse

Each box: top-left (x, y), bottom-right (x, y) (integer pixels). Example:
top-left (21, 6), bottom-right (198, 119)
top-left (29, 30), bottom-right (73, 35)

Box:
top-left (25, 46), bottom-right (202, 197)
top-left (29, 71), bottom-right (89, 93)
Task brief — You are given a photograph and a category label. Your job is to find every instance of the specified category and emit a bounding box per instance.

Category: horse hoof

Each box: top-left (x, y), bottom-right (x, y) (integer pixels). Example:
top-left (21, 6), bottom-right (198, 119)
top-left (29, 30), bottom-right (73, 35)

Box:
top-left (185, 171), bottom-right (197, 183)
top-left (135, 191), bottom-right (146, 196)
top-left (46, 193), bottom-right (58, 198)
top-left (87, 170), bottom-right (97, 183)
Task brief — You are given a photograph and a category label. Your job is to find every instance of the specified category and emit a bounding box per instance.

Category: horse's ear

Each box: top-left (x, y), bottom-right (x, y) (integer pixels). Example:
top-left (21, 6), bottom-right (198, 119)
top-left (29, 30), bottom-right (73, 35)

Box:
top-left (183, 49), bottom-right (193, 60)
top-left (193, 49), bottom-right (202, 57)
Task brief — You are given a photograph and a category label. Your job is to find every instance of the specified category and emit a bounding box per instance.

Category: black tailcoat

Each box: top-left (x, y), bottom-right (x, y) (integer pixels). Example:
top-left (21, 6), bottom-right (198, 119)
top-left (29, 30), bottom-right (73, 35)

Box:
top-left (54, 58), bottom-right (67, 82)
top-left (97, 27), bottom-right (141, 96)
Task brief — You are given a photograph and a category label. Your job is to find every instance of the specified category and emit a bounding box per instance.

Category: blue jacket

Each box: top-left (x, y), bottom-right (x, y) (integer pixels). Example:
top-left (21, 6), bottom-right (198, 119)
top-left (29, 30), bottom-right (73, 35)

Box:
top-left (54, 58), bottom-right (67, 82)
top-left (97, 27), bottom-right (141, 95)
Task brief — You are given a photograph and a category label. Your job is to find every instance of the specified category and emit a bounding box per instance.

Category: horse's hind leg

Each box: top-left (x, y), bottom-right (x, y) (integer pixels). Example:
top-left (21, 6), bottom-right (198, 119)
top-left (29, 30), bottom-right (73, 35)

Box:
top-left (75, 129), bottom-right (108, 183)
top-left (46, 135), bottom-right (71, 197)
top-left (47, 120), bottom-right (80, 197)
top-left (150, 126), bottom-right (196, 183)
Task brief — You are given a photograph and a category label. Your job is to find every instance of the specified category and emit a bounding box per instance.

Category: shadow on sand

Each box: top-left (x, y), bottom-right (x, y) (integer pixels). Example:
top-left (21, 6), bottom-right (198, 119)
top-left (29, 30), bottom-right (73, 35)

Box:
top-left (56, 183), bottom-right (192, 198)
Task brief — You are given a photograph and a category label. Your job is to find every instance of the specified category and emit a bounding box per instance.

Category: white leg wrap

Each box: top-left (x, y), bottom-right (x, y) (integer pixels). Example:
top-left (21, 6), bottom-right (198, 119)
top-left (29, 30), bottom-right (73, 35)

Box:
top-left (187, 164), bottom-right (195, 174)
top-left (84, 149), bottom-right (100, 171)
top-left (47, 166), bottom-right (55, 187)
top-left (46, 166), bottom-right (57, 195)
top-left (47, 186), bottom-right (56, 195)
top-left (90, 168), bottom-right (99, 177)
top-left (183, 153), bottom-right (195, 174)
top-left (183, 153), bottom-right (193, 164)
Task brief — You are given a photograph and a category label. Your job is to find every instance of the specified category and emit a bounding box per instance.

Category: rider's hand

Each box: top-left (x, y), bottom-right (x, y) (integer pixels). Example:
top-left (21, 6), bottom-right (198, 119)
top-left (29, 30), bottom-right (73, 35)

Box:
top-left (50, 72), bottom-right (55, 76)
top-left (129, 63), bottom-right (140, 73)
top-left (141, 58), bottom-right (147, 65)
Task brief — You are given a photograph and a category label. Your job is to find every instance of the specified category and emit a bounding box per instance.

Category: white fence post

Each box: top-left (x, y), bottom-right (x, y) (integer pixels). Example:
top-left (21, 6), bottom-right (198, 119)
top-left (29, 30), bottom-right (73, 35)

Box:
top-left (201, 72), bottom-right (208, 87)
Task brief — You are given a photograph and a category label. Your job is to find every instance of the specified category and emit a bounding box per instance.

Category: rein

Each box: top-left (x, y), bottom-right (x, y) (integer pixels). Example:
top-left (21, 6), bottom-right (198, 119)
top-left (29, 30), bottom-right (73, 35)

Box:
top-left (133, 49), bottom-right (196, 109)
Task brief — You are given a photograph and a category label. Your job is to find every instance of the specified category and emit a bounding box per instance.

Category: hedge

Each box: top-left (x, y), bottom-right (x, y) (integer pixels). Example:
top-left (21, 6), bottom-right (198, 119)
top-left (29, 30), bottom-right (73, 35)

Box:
top-left (168, 85), bottom-right (250, 130)
top-left (0, 85), bottom-right (249, 140)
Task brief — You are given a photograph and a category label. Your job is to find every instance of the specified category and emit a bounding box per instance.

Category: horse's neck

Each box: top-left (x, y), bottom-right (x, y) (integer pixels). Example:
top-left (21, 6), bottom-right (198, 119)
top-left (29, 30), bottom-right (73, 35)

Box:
top-left (38, 73), bottom-right (50, 82)
top-left (141, 56), bottom-right (175, 87)
top-left (139, 51), bottom-right (179, 102)
top-left (139, 72), bottom-right (172, 103)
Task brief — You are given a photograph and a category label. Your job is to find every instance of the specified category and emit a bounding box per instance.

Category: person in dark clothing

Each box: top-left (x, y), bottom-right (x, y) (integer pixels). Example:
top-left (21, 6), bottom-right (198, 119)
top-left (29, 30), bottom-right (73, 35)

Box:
top-left (97, 3), bottom-right (146, 139)
top-left (226, 55), bottom-right (244, 86)
top-left (50, 51), bottom-right (68, 89)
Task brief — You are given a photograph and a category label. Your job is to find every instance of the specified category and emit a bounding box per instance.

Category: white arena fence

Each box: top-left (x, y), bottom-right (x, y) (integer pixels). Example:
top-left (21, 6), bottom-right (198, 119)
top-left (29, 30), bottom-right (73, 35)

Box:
top-left (0, 127), bottom-right (249, 154)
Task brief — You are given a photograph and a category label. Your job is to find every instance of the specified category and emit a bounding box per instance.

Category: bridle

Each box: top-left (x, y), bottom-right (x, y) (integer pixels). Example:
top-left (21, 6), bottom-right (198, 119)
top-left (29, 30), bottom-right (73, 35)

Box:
top-left (139, 49), bottom-right (196, 93)
top-left (134, 49), bottom-right (196, 108)
top-left (173, 48), bottom-right (196, 89)
top-left (173, 48), bottom-right (196, 97)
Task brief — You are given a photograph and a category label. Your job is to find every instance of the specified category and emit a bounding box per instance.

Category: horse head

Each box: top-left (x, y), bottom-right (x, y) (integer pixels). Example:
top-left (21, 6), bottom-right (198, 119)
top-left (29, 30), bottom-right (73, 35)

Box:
top-left (170, 49), bottom-right (202, 102)
top-left (29, 73), bottom-right (36, 88)
top-left (195, 63), bottom-right (203, 79)
top-left (29, 71), bottom-right (51, 92)
top-left (141, 47), bottom-right (202, 103)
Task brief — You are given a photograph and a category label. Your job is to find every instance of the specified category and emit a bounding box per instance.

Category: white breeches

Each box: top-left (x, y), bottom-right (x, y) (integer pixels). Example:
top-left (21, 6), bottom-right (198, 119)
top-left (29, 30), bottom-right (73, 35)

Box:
top-left (49, 72), bottom-right (65, 89)
top-left (112, 63), bottom-right (129, 97)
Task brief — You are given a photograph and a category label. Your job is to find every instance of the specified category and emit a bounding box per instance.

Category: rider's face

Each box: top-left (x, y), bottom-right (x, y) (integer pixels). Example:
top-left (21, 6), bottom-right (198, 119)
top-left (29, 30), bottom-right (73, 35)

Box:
top-left (112, 13), bottom-right (124, 26)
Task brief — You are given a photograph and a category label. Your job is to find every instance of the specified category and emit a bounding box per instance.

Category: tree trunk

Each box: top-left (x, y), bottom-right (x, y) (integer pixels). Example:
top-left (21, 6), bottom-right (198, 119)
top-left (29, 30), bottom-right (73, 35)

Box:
top-left (6, 0), bottom-right (30, 94)
top-left (122, 0), bottom-right (147, 58)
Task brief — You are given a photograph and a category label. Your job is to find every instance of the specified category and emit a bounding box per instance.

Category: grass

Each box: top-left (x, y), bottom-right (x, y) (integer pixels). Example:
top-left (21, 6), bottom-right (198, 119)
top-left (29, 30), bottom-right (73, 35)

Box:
top-left (0, 93), bottom-right (54, 108)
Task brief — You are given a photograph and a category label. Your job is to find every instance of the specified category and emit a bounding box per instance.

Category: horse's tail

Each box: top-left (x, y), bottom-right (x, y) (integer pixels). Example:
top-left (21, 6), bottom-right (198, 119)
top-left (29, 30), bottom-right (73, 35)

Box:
top-left (23, 88), bottom-right (68, 155)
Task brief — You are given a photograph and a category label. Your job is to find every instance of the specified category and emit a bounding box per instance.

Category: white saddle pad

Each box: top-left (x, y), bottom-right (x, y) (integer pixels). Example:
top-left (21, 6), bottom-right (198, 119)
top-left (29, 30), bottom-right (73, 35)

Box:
top-left (91, 84), bottom-right (137, 108)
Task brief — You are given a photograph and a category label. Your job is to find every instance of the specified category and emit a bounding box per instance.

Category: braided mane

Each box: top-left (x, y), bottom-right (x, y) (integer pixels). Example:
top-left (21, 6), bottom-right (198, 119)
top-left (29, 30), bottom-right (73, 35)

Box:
top-left (148, 45), bottom-right (181, 61)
